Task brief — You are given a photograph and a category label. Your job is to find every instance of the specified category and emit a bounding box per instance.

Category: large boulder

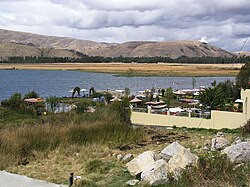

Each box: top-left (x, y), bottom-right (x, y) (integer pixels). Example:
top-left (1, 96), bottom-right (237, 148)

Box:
top-left (126, 151), bottom-right (157, 176)
top-left (222, 142), bottom-right (250, 164)
top-left (211, 137), bottom-right (229, 151)
top-left (141, 159), bottom-right (169, 186)
top-left (160, 141), bottom-right (185, 161)
top-left (168, 147), bottom-right (198, 178)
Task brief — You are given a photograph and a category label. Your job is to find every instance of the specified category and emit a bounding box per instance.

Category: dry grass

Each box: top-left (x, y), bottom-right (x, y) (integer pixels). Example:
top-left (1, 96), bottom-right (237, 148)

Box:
top-left (0, 63), bottom-right (243, 76)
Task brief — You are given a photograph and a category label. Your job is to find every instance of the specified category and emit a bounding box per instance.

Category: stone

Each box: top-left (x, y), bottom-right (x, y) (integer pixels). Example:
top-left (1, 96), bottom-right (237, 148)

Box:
top-left (117, 154), bottom-right (123, 160)
top-left (202, 146), bottom-right (209, 150)
top-left (204, 140), bottom-right (211, 146)
top-left (126, 151), bottom-right (157, 176)
top-left (122, 154), bottom-right (133, 162)
top-left (216, 131), bottom-right (225, 137)
top-left (211, 137), bottom-right (229, 151)
top-left (233, 137), bottom-right (242, 145)
top-left (160, 141), bottom-right (185, 161)
top-left (222, 142), bottom-right (250, 164)
top-left (141, 159), bottom-right (169, 186)
top-left (125, 179), bottom-right (140, 186)
top-left (168, 147), bottom-right (198, 178)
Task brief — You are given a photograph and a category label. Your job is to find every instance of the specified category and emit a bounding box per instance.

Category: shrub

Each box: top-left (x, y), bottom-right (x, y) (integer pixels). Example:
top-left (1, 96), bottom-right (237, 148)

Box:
top-left (1, 92), bottom-right (23, 109)
top-left (241, 119), bottom-right (250, 135)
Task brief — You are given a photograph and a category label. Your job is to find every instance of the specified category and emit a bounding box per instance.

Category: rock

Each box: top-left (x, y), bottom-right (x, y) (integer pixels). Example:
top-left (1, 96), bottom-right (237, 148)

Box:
top-left (222, 142), bottom-right (250, 164)
top-left (125, 179), bottom-right (140, 186)
top-left (126, 151), bottom-right (157, 176)
top-left (123, 154), bottom-right (133, 162)
top-left (117, 154), bottom-right (123, 160)
top-left (141, 159), bottom-right (169, 186)
top-left (202, 146), bottom-right (209, 151)
top-left (216, 131), bottom-right (225, 137)
top-left (204, 139), bottom-right (211, 146)
top-left (211, 137), bottom-right (229, 150)
top-left (160, 141), bottom-right (185, 161)
top-left (233, 137), bottom-right (242, 145)
top-left (168, 147), bottom-right (198, 178)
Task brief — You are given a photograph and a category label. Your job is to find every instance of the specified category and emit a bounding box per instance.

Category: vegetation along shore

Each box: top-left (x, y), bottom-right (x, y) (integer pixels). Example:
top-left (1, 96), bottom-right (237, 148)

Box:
top-left (0, 63), bottom-right (243, 77)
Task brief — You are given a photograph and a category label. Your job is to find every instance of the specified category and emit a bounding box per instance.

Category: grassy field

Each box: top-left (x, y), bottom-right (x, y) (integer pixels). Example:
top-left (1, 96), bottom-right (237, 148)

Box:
top-left (0, 63), bottom-right (243, 77)
top-left (0, 103), bottom-right (249, 186)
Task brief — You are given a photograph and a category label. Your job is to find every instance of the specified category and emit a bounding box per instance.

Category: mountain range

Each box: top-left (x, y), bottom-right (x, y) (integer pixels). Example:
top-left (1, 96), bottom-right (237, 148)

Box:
top-left (0, 29), bottom-right (242, 60)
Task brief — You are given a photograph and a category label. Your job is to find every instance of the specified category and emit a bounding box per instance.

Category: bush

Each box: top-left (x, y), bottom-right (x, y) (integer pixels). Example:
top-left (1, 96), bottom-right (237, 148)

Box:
top-left (167, 152), bottom-right (250, 187)
top-left (241, 119), bottom-right (250, 135)
top-left (1, 92), bottom-right (23, 109)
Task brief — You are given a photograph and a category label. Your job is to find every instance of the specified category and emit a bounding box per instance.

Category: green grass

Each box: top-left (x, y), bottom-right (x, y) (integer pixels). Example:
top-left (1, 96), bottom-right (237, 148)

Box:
top-left (0, 104), bottom-right (144, 169)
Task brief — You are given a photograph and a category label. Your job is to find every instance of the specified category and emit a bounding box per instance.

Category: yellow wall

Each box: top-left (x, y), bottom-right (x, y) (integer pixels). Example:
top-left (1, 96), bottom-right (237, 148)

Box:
top-left (211, 111), bottom-right (244, 129)
top-left (242, 89), bottom-right (250, 122)
top-left (131, 89), bottom-right (250, 129)
top-left (131, 111), bottom-right (244, 129)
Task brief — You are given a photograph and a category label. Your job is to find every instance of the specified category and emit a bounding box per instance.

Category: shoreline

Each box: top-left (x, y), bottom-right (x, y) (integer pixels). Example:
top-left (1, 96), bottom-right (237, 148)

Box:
top-left (0, 63), bottom-right (243, 77)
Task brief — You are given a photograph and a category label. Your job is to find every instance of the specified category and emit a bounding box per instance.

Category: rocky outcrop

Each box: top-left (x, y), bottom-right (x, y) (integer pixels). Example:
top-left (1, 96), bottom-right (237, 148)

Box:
top-left (211, 132), bottom-right (229, 150)
top-left (160, 141), bottom-right (185, 161)
top-left (126, 151), bottom-right (157, 176)
top-left (222, 142), bottom-right (250, 164)
top-left (126, 142), bottom-right (198, 186)
top-left (141, 159), bottom-right (169, 186)
top-left (168, 147), bottom-right (198, 178)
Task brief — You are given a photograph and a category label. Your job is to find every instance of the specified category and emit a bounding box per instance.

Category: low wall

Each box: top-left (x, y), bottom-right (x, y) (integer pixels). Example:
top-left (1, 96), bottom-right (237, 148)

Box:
top-left (211, 110), bottom-right (244, 129)
top-left (131, 110), bottom-right (244, 129)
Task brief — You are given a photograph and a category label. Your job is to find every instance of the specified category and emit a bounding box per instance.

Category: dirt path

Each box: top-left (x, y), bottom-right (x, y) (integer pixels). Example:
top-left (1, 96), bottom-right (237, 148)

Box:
top-left (0, 171), bottom-right (67, 187)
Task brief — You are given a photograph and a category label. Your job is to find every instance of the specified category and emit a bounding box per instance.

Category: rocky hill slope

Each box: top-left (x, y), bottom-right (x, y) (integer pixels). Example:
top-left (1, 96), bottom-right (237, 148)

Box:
top-left (0, 29), bottom-right (236, 59)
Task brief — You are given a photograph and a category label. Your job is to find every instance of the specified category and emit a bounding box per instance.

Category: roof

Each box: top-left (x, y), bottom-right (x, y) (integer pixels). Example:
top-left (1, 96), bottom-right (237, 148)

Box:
top-left (24, 98), bottom-right (44, 103)
top-left (130, 97), bottom-right (142, 103)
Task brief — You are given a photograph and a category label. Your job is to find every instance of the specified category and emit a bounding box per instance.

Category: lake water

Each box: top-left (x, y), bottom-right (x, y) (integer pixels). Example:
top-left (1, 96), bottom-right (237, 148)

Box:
top-left (0, 70), bottom-right (234, 101)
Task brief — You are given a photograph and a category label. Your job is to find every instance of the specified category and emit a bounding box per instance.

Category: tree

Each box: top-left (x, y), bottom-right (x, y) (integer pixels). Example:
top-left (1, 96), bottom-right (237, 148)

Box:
top-left (165, 87), bottom-right (173, 109)
top-left (199, 87), bottom-right (225, 110)
top-left (124, 87), bottom-right (130, 96)
top-left (1, 92), bottom-right (23, 110)
top-left (192, 77), bottom-right (196, 89)
top-left (236, 62), bottom-right (250, 90)
top-left (24, 91), bottom-right (40, 99)
top-left (46, 96), bottom-right (59, 113)
top-left (161, 89), bottom-right (165, 96)
top-left (104, 92), bottom-right (113, 104)
top-left (72, 87), bottom-right (80, 98)
top-left (89, 87), bottom-right (95, 96)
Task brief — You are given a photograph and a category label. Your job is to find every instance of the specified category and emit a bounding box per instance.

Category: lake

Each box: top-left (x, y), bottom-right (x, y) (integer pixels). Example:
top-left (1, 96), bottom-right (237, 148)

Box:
top-left (0, 70), bottom-right (234, 101)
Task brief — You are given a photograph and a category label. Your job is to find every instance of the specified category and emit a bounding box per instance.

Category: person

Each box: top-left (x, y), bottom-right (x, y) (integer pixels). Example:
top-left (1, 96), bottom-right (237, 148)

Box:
top-left (69, 173), bottom-right (74, 187)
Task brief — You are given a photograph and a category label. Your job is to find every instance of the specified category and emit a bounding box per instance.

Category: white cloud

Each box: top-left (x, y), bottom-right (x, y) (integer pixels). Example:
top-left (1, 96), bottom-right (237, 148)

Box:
top-left (0, 0), bottom-right (250, 51)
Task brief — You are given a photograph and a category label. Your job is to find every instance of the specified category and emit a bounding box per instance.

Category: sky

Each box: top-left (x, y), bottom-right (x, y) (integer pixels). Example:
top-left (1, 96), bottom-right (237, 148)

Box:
top-left (0, 0), bottom-right (250, 51)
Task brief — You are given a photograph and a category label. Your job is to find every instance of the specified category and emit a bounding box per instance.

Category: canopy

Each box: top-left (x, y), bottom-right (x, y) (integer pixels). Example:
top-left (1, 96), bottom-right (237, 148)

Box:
top-left (130, 97), bottom-right (142, 103)
top-left (169, 107), bottom-right (184, 113)
top-left (145, 101), bottom-right (165, 105)
top-left (68, 89), bottom-right (74, 93)
top-left (173, 90), bottom-right (186, 95)
top-left (110, 97), bottom-right (122, 102)
top-left (24, 98), bottom-right (44, 103)
top-left (80, 88), bottom-right (87, 92)
top-left (151, 104), bottom-right (167, 109)
top-left (235, 99), bottom-right (243, 103)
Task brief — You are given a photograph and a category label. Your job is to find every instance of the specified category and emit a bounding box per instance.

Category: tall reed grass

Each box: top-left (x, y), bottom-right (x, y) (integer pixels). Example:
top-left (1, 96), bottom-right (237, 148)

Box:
top-left (0, 104), bottom-right (144, 169)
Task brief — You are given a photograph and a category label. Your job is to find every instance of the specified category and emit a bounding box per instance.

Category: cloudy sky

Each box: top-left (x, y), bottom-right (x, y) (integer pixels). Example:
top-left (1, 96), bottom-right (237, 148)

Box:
top-left (0, 0), bottom-right (250, 51)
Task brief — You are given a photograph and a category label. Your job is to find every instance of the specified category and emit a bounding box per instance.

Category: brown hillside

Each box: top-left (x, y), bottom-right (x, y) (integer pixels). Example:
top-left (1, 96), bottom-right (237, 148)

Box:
top-left (0, 42), bottom-right (82, 59)
top-left (88, 41), bottom-right (234, 58)
top-left (0, 29), bottom-right (235, 59)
